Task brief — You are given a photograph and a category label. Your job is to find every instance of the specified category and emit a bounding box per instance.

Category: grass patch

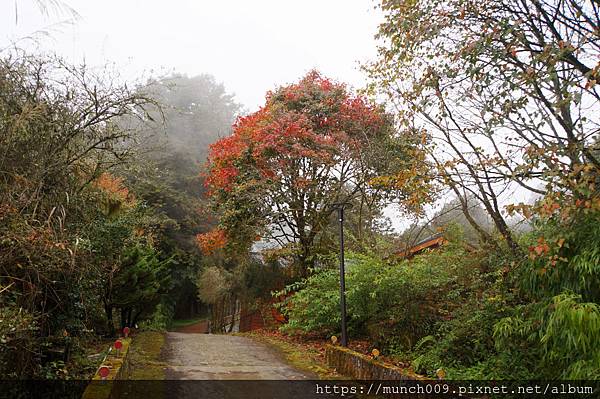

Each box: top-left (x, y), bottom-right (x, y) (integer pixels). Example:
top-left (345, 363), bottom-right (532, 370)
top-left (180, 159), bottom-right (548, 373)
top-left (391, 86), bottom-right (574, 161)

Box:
top-left (170, 317), bottom-right (206, 329)
top-left (126, 331), bottom-right (167, 380)
top-left (239, 330), bottom-right (345, 379)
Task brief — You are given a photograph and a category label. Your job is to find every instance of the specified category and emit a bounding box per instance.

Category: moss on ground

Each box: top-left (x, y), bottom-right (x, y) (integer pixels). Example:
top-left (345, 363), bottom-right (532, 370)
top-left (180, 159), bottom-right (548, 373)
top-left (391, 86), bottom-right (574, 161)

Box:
top-left (126, 331), bottom-right (167, 380)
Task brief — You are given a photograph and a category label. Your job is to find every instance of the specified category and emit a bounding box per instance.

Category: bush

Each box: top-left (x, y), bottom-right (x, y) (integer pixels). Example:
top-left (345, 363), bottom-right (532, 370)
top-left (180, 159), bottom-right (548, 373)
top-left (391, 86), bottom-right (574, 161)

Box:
top-left (280, 237), bottom-right (475, 350)
top-left (490, 212), bottom-right (600, 379)
top-left (397, 213), bottom-right (600, 380)
top-left (139, 302), bottom-right (174, 332)
top-left (0, 306), bottom-right (39, 377)
top-left (0, 51), bottom-right (161, 376)
top-left (279, 269), bottom-right (340, 335)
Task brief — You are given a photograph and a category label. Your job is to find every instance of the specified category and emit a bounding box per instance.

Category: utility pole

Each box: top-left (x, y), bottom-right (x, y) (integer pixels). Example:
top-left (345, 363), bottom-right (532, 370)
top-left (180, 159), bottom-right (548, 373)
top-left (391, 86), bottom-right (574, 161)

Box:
top-left (332, 202), bottom-right (352, 347)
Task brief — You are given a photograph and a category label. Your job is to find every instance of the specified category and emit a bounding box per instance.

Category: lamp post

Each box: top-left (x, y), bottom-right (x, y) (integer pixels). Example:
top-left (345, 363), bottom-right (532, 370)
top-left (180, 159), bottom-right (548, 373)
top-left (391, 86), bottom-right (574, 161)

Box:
top-left (331, 202), bottom-right (352, 347)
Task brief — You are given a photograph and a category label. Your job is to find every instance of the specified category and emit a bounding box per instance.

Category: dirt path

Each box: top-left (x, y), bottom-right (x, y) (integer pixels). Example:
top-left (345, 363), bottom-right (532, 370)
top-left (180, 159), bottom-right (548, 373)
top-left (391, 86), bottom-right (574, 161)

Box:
top-left (172, 319), bottom-right (209, 333)
top-left (163, 332), bottom-right (314, 380)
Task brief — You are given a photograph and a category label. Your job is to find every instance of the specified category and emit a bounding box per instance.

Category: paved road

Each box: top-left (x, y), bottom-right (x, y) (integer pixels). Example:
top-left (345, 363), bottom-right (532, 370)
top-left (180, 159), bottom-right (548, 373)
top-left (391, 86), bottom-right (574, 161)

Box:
top-left (163, 332), bottom-right (313, 380)
top-left (160, 333), bottom-right (323, 398)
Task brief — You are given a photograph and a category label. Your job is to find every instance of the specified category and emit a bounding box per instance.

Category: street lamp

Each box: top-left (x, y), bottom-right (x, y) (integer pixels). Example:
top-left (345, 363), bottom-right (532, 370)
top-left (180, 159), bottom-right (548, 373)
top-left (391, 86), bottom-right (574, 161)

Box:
top-left (331, 202), bottom-right (353, 347)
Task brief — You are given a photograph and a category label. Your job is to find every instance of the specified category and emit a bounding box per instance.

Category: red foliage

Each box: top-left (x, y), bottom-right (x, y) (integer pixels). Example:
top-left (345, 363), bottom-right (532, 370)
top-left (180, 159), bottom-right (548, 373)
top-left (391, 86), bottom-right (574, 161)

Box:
top-left (204, 71), bottom-right (388, 196)
top-left (94, 172), bottom-right (136, 205)
top-left (196, 228), bottom-right (228, 255)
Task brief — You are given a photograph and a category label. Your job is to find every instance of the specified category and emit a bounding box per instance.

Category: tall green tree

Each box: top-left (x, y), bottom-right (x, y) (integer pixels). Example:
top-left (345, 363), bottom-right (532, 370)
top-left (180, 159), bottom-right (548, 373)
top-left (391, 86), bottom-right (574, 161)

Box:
top-left (124, 74), bottom-right (241, 319)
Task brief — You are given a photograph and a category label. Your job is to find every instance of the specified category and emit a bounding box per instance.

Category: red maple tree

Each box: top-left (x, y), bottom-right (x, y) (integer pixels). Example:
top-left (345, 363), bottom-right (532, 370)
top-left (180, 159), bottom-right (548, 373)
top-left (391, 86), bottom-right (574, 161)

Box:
top-left (202, 71), bottom-right (416, 274)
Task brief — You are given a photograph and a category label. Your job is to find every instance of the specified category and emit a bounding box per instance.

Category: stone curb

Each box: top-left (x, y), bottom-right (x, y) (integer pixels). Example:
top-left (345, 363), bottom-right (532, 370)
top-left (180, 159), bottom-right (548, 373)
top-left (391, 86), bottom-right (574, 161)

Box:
top-left (81, 337), bottom-right (132, 399)
top-left (325, 344), bottom-right (425, 380)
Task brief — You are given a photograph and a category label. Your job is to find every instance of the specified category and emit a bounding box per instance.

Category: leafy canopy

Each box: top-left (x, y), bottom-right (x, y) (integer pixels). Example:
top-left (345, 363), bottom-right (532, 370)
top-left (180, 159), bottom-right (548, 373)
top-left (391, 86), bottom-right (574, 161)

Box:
top-left (202, 71), bottom-right (426, 273)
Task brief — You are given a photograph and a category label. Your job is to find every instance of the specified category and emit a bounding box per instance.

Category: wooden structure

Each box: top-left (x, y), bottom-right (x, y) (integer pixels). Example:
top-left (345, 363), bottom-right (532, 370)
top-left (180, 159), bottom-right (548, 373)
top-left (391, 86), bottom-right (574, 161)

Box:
top-left (238, 308), bottom-right (265, 332)
top-left (396, 233), bottom-right (447, 259)
top-left (237, 296), bottom-right (288, 332)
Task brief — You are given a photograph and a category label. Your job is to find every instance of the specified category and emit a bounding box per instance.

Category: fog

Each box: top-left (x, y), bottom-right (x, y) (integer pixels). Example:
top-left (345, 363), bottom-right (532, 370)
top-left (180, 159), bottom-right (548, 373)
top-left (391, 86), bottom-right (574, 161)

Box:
top-left (0, 0), bottom-right (382, 111)
top-left (0, 0), bottom-right (454, 234)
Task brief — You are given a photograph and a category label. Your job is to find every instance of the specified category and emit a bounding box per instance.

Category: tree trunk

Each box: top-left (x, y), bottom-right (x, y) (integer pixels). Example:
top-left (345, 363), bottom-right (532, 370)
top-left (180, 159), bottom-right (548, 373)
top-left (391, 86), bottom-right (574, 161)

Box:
top-left (120, 308), bottom-right (127, 330)
top-left (105, 305), bottom-right (114, 337)
top-left (132, 309), bottom-right (143, 327)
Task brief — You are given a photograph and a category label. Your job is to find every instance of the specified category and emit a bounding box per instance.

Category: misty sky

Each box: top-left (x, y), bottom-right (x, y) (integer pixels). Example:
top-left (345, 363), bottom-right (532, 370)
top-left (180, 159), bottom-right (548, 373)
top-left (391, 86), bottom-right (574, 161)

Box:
top-left (0, 0), bottom-right (383, 111)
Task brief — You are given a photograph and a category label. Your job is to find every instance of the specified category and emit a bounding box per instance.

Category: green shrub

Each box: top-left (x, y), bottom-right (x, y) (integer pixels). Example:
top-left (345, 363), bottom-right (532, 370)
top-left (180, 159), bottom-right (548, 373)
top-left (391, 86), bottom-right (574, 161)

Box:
top-left (491, 212), bottom-right (600, 379)
top-left (0, 305), bottom-right (39, 377)
top-left (407, 213), bottom-right (600, 380)
top-left (279, 269), bottom-right (340, 335)
top-left (280, 236), bottom-right (474, 350)
top-left (139, 302), bottom-right (174, 332)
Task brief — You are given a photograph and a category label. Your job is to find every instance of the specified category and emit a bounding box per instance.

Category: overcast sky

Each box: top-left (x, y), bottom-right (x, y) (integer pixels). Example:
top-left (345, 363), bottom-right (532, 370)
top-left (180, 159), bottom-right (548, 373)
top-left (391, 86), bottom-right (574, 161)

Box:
top-left (0, 0), bottom-right (383, 111)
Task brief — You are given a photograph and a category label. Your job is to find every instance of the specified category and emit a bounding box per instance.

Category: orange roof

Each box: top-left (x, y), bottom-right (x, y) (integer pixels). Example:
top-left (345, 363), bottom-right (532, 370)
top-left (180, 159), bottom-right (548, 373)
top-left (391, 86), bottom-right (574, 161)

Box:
top-left (396, 234), bottom-right (447, 259)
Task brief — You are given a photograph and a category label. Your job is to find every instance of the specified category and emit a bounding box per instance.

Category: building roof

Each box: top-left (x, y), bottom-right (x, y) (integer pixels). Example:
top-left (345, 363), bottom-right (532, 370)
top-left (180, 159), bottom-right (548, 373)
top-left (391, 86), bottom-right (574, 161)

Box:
top-left (396, 233), bottom-right (447, 259)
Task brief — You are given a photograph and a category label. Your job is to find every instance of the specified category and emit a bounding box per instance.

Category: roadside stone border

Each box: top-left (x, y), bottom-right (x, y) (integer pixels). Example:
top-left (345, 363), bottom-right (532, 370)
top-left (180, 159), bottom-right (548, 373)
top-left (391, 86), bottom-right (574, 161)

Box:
top-left (325, 344), bottom-right (424, 380)
top-left (81, 337), bottom-right (132, 399)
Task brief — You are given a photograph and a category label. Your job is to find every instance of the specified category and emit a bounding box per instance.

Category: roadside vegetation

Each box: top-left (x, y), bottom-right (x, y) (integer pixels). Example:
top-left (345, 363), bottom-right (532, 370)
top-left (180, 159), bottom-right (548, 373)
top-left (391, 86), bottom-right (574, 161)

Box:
top-left (202, 0), bottom-right (600, 381)
top-left (2, 0), bottom-right (598, 382)
top-left (0, 49), bottom-right (237, 378)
